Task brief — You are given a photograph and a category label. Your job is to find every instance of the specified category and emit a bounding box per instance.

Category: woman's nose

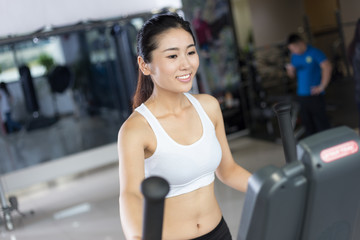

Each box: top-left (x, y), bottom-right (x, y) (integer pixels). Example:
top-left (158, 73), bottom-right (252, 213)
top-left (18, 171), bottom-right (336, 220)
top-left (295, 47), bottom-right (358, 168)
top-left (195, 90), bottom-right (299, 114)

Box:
top-left (180, 56), bottom-right (191, 69)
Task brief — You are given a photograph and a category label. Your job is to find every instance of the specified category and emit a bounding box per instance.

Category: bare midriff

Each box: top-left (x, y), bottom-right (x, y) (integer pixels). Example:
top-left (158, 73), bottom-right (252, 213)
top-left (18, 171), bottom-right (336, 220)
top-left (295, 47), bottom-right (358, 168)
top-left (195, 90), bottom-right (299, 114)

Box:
top-left (161, 182), bottom-right (222, 240)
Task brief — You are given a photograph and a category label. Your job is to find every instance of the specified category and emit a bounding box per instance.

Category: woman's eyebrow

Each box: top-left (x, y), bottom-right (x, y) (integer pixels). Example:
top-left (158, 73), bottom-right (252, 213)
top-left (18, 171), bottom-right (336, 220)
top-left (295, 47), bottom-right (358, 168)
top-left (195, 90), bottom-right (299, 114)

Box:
top-left (162, 44), bottom-right (196, 52)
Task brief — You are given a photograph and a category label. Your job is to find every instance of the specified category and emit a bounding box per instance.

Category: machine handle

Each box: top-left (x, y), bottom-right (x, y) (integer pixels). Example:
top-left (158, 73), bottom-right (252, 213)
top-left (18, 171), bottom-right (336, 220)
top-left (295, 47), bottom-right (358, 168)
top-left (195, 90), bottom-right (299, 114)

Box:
top-left (141, 176), bottom-right (169, 240)
top-left (273, 102), bottom-right (297, 164)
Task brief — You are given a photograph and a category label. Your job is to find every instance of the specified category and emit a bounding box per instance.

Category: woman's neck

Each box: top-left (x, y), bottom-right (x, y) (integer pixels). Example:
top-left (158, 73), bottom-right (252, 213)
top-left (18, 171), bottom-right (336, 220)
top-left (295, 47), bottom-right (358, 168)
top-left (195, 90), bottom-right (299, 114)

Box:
top-left (145, 90), bottom-right (189, 116)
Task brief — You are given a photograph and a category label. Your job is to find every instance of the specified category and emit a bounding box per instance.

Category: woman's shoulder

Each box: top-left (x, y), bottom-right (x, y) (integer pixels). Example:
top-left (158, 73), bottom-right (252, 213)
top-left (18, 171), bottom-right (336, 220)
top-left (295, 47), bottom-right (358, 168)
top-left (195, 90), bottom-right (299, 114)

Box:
top-left (189, 93), bottom-right (221, 123)
top-left (191, 93), bottom-right (220, 111)
top-left (118, 110), bottom-right (152, 143)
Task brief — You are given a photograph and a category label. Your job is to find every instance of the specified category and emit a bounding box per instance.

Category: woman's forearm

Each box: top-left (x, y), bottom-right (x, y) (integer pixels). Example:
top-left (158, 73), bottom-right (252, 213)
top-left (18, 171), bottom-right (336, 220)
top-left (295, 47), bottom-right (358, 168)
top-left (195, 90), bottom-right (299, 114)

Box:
top-left (217, 164), bottom-right (251, 193)
top-left (120, 192), bottom-right (144, 240)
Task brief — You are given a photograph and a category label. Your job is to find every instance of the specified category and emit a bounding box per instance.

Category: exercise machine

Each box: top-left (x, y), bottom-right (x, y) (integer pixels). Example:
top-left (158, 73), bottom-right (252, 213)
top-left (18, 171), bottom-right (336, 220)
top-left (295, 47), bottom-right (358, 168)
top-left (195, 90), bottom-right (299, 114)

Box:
top-left (141, 176), bottom-right (169, 240)
top-left (238, 103), bottom-right (360, 240)
top-left (140, 102), bottom-right (360, 240)
top-left (0, 116), bottom-right (34, 231)
top-left (19, 65), bottom-right (58, 131)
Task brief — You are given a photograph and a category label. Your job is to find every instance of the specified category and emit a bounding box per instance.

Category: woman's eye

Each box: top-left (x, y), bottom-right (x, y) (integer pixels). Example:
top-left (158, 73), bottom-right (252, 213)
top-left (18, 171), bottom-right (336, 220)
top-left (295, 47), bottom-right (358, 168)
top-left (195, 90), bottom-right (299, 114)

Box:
top-left (167, 55), bottom-right (177, 59)
top-left (188, 51), bottom-right (196, 55)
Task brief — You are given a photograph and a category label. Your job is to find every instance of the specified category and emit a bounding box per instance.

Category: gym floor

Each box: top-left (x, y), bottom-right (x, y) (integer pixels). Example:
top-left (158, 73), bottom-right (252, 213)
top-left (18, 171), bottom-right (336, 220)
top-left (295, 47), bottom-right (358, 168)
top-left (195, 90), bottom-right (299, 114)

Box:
top-left (0, 136), bottom-right (285, 240)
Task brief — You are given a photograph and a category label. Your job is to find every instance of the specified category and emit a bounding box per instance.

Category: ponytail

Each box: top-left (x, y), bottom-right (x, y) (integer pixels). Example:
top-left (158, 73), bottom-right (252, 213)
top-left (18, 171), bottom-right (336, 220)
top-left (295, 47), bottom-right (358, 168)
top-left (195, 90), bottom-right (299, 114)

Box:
top-left (132, 69), bottom-right (154, 110)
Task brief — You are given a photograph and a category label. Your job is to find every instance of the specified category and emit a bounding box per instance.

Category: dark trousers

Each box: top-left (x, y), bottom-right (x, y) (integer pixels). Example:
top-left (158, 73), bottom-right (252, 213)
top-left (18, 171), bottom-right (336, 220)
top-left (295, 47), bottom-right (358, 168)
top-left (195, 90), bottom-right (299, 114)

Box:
top-left (298, 95), bottom-right (331, 137)
top-left (191, 217), bottom-right (232, 240)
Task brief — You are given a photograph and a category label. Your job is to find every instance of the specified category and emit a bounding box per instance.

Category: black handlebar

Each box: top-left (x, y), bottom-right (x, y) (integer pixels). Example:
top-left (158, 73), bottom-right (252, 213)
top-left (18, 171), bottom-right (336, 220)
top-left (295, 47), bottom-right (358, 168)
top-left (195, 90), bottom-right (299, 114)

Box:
top-left (141, 176), bottom-right (169, 240)
top-left (273, 102), bottom-right (297, 164)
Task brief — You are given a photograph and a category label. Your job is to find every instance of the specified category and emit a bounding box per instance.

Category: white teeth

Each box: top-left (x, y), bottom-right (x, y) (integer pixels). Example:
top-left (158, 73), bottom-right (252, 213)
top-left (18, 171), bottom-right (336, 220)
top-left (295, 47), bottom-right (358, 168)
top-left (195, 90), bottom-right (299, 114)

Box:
top-left (177, 74), bottom-right (190, 79)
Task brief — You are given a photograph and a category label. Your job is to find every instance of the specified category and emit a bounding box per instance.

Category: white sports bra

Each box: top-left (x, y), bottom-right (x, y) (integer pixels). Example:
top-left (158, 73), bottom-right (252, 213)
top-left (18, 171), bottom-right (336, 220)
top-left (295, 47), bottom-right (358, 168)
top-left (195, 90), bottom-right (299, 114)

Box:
top-left (135, 93), bottom-right (222, 198)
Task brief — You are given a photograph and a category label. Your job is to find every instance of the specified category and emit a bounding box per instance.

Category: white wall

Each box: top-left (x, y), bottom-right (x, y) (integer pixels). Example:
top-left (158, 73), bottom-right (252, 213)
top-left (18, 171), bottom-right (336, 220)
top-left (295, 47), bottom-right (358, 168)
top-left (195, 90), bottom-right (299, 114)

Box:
top-left (0, 0), bottom-right (182, 37)
top-left (248, 0), bottom-right (305, 48)
top-left (340, 0), bottom-right (360, 24)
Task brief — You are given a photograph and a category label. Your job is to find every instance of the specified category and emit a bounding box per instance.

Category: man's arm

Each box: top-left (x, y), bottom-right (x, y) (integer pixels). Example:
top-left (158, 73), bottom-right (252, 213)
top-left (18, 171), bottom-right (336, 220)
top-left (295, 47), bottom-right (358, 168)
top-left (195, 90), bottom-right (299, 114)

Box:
top-left (285, 63), bottom-right (296, 79)
top-left (311, 59), bottom-right (332, 95)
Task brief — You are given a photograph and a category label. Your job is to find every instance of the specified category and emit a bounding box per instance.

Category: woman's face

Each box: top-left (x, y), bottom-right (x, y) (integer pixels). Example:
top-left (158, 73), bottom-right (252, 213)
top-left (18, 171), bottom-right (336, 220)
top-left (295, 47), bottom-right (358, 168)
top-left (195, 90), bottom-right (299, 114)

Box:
top-left (145, 28), bottom-right (199, 94)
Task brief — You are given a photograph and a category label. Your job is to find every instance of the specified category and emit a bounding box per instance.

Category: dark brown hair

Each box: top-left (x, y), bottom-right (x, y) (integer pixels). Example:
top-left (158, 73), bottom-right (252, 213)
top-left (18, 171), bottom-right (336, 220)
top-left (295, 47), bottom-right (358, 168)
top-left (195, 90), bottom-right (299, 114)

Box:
top-left (132, 12), bottom-right (196, 109)
top-left (287, 33), bottom-right (303, 45)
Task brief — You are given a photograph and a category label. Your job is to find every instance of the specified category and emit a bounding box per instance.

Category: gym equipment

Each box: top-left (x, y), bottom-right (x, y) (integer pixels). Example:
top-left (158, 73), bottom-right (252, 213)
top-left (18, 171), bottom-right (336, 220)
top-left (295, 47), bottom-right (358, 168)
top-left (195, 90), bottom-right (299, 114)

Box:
top-left (141, 176), bottom-right (169, 240)
top-left (0, 178), bottom-right (14, 231)
top-left (273, 103), bottom-right (297, 163)
top-left (19, 65), bottom-right (58, 131)
top-left (244, 47), bottom-right (304, 141)
top-left (140, 102), bottom-right (360, 240)
top-left (111, 22), bottom-right (138, 117)
top-left (0, 137), bottom-right (35, 231)
top-left (0, 115), bottom-right (33, 231)
top-left (0, 190), bottom-right (34, 231)
top-left (19, 65), bottom-right (57, 131)
top-left (238, 102), bottom-right (360, 240)
top-left (19, 65), bottom-right (40, 114)
top-left (48, 65), bottom-right (72, 94)
top-left (48, 65), bottom-right (73, 117)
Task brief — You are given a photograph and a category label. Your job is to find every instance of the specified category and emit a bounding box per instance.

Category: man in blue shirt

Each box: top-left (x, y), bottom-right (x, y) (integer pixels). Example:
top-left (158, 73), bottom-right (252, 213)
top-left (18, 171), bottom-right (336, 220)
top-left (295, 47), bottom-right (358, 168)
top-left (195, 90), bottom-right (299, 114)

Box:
top-left (286, 33), bottom-right (332, 137)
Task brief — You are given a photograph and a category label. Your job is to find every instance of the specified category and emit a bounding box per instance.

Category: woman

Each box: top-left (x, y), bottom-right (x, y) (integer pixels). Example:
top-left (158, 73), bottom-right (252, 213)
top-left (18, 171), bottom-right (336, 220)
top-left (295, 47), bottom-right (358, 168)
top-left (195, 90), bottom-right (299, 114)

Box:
top-left (118, 13), bottom-right (251, 240)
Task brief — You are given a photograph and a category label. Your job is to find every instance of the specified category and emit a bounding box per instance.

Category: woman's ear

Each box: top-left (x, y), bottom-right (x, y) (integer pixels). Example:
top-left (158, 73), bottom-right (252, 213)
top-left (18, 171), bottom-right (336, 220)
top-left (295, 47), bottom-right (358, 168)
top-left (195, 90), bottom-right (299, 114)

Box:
top-left (138, 56), bottom-right (151, 75)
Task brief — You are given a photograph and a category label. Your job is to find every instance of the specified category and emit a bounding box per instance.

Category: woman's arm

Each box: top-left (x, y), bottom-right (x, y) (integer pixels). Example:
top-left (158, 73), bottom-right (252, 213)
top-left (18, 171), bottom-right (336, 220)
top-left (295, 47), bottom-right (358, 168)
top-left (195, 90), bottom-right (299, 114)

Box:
top-left (118, 115), bottom-right (148, 240)
top-left (196, 94), bottom-right (251, 192)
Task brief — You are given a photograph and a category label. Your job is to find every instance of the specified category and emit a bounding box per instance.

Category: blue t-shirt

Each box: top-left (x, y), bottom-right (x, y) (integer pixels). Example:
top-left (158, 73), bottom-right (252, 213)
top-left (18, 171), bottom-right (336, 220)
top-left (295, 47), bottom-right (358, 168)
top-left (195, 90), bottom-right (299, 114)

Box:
top-left (291, 45), bottom-right (327, 96)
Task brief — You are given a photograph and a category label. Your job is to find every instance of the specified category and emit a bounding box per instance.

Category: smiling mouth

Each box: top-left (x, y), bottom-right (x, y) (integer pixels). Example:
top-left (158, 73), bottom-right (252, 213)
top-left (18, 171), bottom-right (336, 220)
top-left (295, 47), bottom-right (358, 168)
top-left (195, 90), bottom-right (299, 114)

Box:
top-left (176, 74), bottom-right (191, 82)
